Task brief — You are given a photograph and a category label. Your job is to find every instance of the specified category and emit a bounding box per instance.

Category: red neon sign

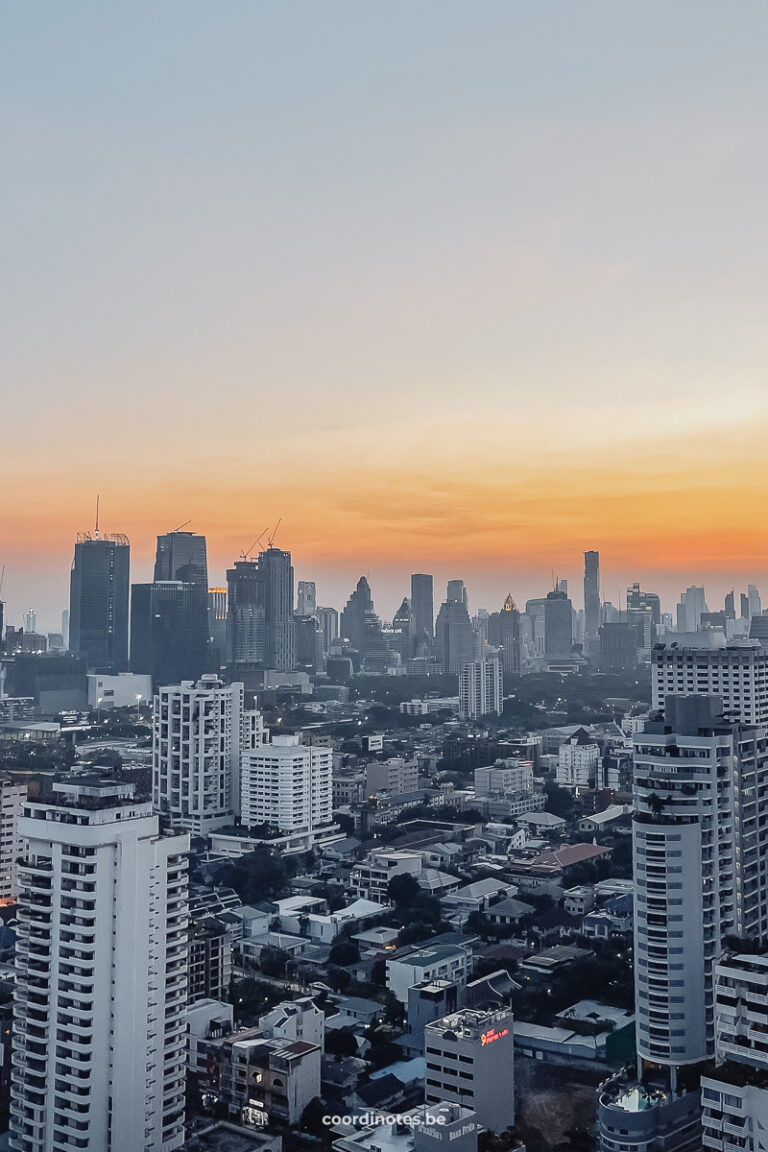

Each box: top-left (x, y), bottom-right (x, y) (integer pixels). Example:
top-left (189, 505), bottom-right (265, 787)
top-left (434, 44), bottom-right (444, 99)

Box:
top-left (480, 1027), bottom-right (509, 1045)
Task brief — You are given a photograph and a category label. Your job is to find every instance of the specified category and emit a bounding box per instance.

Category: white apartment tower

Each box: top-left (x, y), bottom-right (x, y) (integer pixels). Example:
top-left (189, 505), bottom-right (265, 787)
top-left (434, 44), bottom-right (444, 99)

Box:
top-left (458, 659), bottom-right (503, 720)
top-left (652, 641), bottom-right (768, 725)
top-left (598, 695), bottom-right (762, 1152)
top-left (9, 780), bottom-right (189, 1152)
top-left (0, 778), bottom-right (26, 899)
top-left (241, 733), bottom-right (332, 832)
top-left (153, 675), bottom-right (264, 834)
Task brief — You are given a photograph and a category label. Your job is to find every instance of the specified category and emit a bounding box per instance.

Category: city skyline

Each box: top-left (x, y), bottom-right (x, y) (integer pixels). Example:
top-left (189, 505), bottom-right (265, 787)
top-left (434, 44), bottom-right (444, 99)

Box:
top-left (5, 3), bottom-right (768, 627)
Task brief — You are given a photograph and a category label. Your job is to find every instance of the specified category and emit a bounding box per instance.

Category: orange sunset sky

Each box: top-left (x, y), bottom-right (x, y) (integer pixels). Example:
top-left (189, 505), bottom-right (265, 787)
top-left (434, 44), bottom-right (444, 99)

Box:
top-left (4, 4), bottom-right (768, 627)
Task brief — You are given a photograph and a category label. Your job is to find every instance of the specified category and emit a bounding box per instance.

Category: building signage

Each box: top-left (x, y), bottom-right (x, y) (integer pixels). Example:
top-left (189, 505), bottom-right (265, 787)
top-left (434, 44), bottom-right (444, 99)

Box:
top-left (480, 1027), bottom-right (509, 1045)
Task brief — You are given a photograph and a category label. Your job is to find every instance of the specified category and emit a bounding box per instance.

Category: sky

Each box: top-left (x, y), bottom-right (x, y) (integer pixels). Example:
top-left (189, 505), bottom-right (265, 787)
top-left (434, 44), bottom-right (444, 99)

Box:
top-left (4, 2), bottom-right (768, 629)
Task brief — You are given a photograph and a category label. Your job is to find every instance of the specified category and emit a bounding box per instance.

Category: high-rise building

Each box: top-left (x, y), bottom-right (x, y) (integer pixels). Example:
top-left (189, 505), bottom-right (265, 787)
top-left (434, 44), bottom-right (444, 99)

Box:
top-left (240, 733), bottom-right (332, 833)
top-left (627, 582), bottom-right (662, 625)
top-left (424, 1007), bottom-right (515, 1133)
top-left (749, 585), bottom-right (763, 619)
top-left (24, 610), bottom-right (36, 635)
top-left (598, 695), bottom-right (768, 1152)
top-left (544, 587), bottom-right (573, 657)
top-left (724, 590), bottom-right (736, 620)
top-left (599, 622), bottom-right (637, 672)
top-left (130, 581), bottom-right (210, 689)
top-left (296, 581), bottom-right (316, 617)
top-left (0, 779), bottom-right (25, 900)
top-left (153, 675), bottom-right (262, 834)
top-left (486, 594), bottom-right (521, 675)
top-left (676, 585), bottom-right (708, 632)
top-left (584, 551), bottom-right (600, 646)
top-left (9, 779), bottom-right (189, 1152)
top-left (436, 587), bottom-right (474, 673)
top-left (154, 529), bottom-right (208, 585)
top-left (69, 532), bottom-right (130, 673)
top-left (339, 577), bottom-right (394, 670)
top-left (411, 574), bottom-right (434, 643)
top-left (259, 547), bottom-right (295, 672)
top-left (60, 609), bottom-right (69, 649)
top-left (651, 641), bottom-right (768, 725)
top-left (458, 659), bottom-right (503, 719)
top-left (226, 560), bottom-right (266, 666)
top-left (208, 586), bottom-right (227, 663)
top-left (315, 606), bottom-right (338, 658)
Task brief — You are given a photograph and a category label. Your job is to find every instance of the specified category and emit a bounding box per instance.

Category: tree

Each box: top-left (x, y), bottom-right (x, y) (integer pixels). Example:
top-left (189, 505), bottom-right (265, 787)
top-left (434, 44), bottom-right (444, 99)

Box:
top-left (324, 1027), bottom-right (359, 1057)
top-left (329, 940), bottom-right (360, 967)
top-left (300, 1097), bottom-right (331, 1140)
top-left (544, 781), bottom-right (575, 820)
top-left (259, 945), bottom-right (290, 978)
top-left (214, 844), bottom-right (289, 903)
top-left (326, 965), bottom-right (352, 992)
top-left (230, 977), bottom-right (284, 1025)
top-left (388, 872), bottom-right (421, 906)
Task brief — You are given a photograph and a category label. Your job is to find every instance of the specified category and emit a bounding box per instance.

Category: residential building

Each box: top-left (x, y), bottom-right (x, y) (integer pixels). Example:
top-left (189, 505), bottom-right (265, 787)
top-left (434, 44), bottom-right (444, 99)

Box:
top-left (9, 779), bottom-right (189, 1152)
top-left (556, 734), bottom-right (601, 788)
top-left (69, 532), bottom-right (130, 673)
top-left (240, 734), bottom-right (332, 833)
top-left (459, 659), bottom-right (502, 719)
top-left (219, 1033), bottom-right (321, 1127)
top-left (366, 758), bottom-right (418, 797)
top-left (0, 779), bottom-right (26, 900)
top-left (153, 676), bottom-right (260, 834)
top-left (349, 849), bottom-right (423, 902)
top-left (387, 943), bottom-right (473, 1003)
top-left (189, 918), bottom-right (232, 1004)
top-left (424, 1006), bottom-right (515, 1133)
top-left (651, 641), bottom-right (768, 725)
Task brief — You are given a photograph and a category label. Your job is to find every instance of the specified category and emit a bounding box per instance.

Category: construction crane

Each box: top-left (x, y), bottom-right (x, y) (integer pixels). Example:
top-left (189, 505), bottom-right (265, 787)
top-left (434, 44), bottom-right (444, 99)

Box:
top-left (169, 520), bottom-right (191, 534)
top-left (267, 518), bottom-right (282, 548)
top-left (240, 529), bottom-right (269, 562)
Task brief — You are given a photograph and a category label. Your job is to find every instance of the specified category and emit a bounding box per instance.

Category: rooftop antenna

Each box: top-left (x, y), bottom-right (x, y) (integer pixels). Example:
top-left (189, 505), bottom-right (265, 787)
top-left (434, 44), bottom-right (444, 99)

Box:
top-left (170, 520), bottom-right (191, 534)
top-left (268, 517), bottom-right (282, 548)
top-left (94, 494), bottom-right (100, 539)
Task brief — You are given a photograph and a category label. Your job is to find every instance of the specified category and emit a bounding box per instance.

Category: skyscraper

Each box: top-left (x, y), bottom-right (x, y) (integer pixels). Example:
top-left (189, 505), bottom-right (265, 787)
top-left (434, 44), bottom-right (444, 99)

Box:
top-left (652, 640), bottom-right (768, 725)
top-left (627, 581), bottom-right (662, 625)
top-left (259, 547), bottom-right (295, 672)
top-left (486, 594), bottom-right (521, 675)
top-left (411, 574), bottom-right (434, 642)
top-left (153, 529), bottom-right (208, 585)
top-left (315, 606), bottom-right (339, 659)
top-left (544, 587), bottom-right (573, 657)
top-left (435, 585), bottom-right (474, 673)
top-left (69, 532), bottom-right (130, 673)
top-left (226, 559), bottom-right (266, 665)
top-left (153, 675), bottom-right (259, 834)
top-left (584, 550), bottom-right (600, 646)
top-left (130, 581), bottom-right (211, 689)
top-left (9, 779), bottom-right (189, 1152)
top-left (297, 580), bottom-right (317, 617)
top-left (676, 585), bottom-right (708, 632)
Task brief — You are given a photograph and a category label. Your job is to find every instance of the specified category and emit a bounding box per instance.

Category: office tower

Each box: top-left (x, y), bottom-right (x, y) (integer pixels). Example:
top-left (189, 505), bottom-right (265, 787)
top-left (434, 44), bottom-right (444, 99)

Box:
top-left (411, 574), bottom-right (434, 642)
top-left (154, 529), bottom-right (207, 585)
top-left (742, 593), bottom-right (751, 620)
top-left (130, 581), bottom-right (210, 689)
top-left (724, 590), bottom-right (736, 620)
top-left (584, 551), bottom-right (600, 645)
top-left (701, 954), bottom-right (768, 1151)
top-left (69, 532), bottom-right (130, 673)
top-left (153, 675), bottom-right (259, 834)
top-left (294, 614), bottom-right (320, 671)
top-left (315, 606), bottom-right (338, 658)
top-left (207, 586), bottom-right (227, 663)
top-left (9, 779), bottom-right (189, 1152)
top-left (391, 597), bottom-right (411, 662)
top-left (651, 641), bottom-right (768, 725)
top-left (24, 609), bottom-right (36, 635)
top-left (226, 559), bottom-right (266, 665)
top-left (435, 588), bottom-right (474, 673)
top-left (749, 585), bottom-right (762, 619)
top-left (0, 779), bottom-right (25, 899)
top-left (447, 579), bottom-right (469, 612)
top-left (458, 659), bottom-right (503, 719)
top-left (424, 1007), bottom-right (514, 1133)
top-left (486, 594), bottom-right (521, 675)
top-left (240, 734), bottom-right (332, 832)
top-left (599, 622), bottom-right (637, 671)
top-left (259, 547), bottom-right (295, 672)
top-left (296, 580), bottom-right (316, 617)
top-left (339, 577), bottom-right (393, 670)
top-left (676, 585), bottom-right (708, 632)
top-left (544, 587), bottom-right (573, 657)
top-left (627, 582), bottom-right (662, 625)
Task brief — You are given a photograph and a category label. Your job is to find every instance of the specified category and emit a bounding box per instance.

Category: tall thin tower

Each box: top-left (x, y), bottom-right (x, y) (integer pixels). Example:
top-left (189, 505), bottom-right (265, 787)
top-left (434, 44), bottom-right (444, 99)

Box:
top-left (584, 550), bottom-right (600, 648)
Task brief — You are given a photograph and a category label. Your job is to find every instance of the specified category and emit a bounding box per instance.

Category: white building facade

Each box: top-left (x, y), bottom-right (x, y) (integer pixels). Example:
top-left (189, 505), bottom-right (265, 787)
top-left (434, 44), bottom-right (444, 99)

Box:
top-left (652, 642), bottom-right (768, 725)
top-left (9, 780), bottom-right (189, 1152)
top-left (153, 675), bottom-right (264, 834)
top-left (240, 734), bottom-right (332, 833)
top-left (0, 778), bottom-right (26, 900)
top-left (458, 659), bottom-right (503, 720)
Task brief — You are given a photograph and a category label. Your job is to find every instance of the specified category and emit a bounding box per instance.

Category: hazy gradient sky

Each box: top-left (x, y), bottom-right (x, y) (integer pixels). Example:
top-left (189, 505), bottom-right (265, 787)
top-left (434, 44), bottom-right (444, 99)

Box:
top-left (4, 2), bottom-right (768, 629)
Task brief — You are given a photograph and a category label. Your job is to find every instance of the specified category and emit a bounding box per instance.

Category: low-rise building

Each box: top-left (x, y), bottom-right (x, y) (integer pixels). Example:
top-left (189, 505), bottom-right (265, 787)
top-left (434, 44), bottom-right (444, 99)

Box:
top-left (387, 943), bottom-right (473, 1004)
top-left (424, 1006), bottom-right (514, 1133)
top-left (350, 850), bottom-right (423, 902)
